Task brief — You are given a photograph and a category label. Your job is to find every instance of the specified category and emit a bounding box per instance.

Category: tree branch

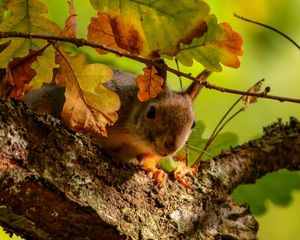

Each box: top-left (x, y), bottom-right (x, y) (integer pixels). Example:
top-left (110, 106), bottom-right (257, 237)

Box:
top-left (1, 98), bottom-right (299, 239)
top-left (1, 31), bottom-right (300, 104)
top-left (208, 117), bottom-right (300, 193)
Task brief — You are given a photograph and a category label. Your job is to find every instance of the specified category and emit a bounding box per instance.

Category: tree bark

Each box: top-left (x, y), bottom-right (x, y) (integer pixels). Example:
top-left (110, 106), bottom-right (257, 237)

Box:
top-left (0, 98), bottom-right (300, 240)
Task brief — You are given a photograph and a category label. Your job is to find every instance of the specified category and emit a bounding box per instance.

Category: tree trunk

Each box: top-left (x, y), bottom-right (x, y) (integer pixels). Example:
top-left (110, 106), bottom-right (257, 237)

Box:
top-left (1, 98), bottom-right (300, 240)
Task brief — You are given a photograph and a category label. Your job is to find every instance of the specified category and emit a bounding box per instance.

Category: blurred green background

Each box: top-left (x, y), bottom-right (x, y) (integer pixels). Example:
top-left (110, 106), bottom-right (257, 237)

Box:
top-left (1, 0), bottom-right (300, 239)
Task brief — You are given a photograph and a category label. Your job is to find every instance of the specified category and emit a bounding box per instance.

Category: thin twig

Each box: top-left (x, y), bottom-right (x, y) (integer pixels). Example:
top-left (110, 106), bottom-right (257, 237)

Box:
top-left (193, 79), bottom-right (265, 167)
top-left (234, 13), bottom-right (300, 50)
top-left (175, 57), bottom-right (183, 91)
top-left (1, 31), bottom-right (300, 103)
top-left (193, 107), bottom-right (244, 168)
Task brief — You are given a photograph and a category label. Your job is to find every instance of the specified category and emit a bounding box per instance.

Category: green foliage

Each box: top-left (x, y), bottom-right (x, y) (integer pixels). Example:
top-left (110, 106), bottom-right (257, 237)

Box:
top-left (187, 120), bottom-right (238, 165)
top-left (233, 169), bottom-right (300, 215)
top-left (90, 0), bottom-right (210, 57)
top-left (177, 14), bottom-right (243, 71)
top-left (89, 0), bottom-right (242, 71)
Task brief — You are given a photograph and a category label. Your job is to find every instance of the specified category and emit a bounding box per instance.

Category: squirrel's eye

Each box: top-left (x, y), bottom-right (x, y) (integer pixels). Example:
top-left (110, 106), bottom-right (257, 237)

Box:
top-left (146, 106), bottom-right (156, 119)
top-left (191, 120), bottom-right (196, 129)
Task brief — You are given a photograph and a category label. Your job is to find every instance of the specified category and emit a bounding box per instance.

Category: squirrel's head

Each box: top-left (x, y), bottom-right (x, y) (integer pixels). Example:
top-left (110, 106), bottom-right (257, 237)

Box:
top-left (129, 81), bottom-right (201, 157)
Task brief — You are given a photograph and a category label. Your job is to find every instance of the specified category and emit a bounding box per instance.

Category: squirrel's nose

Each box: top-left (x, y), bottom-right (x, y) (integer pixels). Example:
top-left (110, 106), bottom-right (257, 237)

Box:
top-left (164, 137), bottom-right (176, 151)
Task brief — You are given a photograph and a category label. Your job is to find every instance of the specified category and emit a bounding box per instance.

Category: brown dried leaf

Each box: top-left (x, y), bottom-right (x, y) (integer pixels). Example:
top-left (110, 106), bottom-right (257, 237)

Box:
top-left (55, 49), bottom-right (120, 137)
top-left (243, 80), bottom-right (263, 107)
top-left (2, 45), bottom-right (48, 99)
top-left (136, 66), bottom-right (164, 102)
top-left (87, 11), bottom-right (143, 55)
top-left (61, 0), bottom-right (77, 38)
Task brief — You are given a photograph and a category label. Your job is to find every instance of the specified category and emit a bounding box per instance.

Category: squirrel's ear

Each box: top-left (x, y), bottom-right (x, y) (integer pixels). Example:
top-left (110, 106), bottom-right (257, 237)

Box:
top-left (185, 70), bottom-right (210, 101)
top-left (185, 81), bottom-right (203, 101)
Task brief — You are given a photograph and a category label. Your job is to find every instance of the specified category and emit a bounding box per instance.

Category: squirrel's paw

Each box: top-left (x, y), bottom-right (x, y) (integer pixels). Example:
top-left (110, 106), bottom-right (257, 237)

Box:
top-left (138, 153), bottom-right (167, 188)
top-left (147, 169), bottom-right (168, 188)
top-left (173, 161), bottom-right (197, 188)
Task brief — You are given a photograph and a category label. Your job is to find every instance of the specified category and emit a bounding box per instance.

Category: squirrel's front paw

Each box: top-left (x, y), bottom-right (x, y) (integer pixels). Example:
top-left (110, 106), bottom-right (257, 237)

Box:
top-left (147, 169), bottom-right (168, 188)
top-left (138, 153), bottom-right (167, 188)
top-left (173, 161), bottom-right (197, 188)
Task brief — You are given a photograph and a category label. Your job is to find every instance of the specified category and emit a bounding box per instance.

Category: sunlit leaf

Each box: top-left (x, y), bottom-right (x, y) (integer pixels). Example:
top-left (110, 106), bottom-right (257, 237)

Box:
top-left (55, 49), bottom-right (120, 137)
top-left (136, 66), bottom-right (164, 102)
top-left (89, 0), bottom-right (210, 58)
top-left (30, 46), bottom-right (57, 90)
top-left (0, 0), bottom-right (61, 86)
top-left (177, 14), bottom-right (243, 72)
top-left (61, 0), bottom-right (77, 38)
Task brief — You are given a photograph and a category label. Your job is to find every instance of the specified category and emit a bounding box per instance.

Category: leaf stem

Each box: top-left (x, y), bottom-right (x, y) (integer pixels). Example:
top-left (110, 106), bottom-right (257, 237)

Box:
top-left (1, 31), bottom-right (300, 103)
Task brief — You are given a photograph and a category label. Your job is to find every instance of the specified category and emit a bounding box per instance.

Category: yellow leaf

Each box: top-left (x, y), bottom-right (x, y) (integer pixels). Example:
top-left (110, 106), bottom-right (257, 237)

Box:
top-left (30, 46), bottom-right (57, 90)
top-left (136, 66), bottom-right (164, 102)
top-left (0, 0), bottom-right (61, 88)
top-left (55, 49), bottom-right (120, 137)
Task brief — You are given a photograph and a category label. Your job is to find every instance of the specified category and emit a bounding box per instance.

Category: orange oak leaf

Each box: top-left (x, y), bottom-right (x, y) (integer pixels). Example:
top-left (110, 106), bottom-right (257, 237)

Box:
top-left (136, 66), bottom-right (164, 102)
top-left (216, 22), bottom-right (243, 69)
top-left (55, 49), bottom-right (120, 137)
top-left (3, 45), bottom-right (49, 99)
top-left (87, 11), bottom-right (143, 56)
top-left (61, 0), bottom-right (77, 38)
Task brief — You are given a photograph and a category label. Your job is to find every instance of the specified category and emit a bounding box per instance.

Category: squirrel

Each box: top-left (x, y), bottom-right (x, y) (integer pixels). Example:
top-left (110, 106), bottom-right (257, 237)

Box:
top-left (24, 68), bottom-right (203, 187)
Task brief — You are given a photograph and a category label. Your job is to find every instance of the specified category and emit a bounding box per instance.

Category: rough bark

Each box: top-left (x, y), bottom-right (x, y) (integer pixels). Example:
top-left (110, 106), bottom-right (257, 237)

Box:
top-left (0, 98), bottom-right (299, 240)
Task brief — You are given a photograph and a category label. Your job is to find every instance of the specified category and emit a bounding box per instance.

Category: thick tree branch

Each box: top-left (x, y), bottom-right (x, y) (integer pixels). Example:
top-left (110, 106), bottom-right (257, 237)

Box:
top-left (1, 31), bottom-right (300, 104)
top-left (0, 98), bottom-right (299, 239)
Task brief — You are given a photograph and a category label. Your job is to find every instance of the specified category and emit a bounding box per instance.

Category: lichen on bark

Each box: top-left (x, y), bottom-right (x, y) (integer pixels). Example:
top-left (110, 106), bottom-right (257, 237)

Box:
top-left (1, 98), bottom-right (300, 240)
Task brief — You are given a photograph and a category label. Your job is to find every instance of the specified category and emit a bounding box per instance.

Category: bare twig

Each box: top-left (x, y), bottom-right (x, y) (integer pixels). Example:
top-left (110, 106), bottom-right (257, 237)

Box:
top-left (1, 31), bottom-right (300, 104)
top-left (234, 13), bottom-right (300, 50)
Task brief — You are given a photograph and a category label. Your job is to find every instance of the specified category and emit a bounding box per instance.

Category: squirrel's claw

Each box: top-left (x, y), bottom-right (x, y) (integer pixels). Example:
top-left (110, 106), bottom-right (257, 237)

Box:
top-left (139, 153), bottom-right (167, 188)
top-left (149, 169), bottom-right (168, 188)
top-left (173, 161), bottom-right (197, 188)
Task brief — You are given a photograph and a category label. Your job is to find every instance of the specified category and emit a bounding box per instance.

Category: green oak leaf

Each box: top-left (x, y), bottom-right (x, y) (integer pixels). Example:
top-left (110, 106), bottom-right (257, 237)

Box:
top-left (177, 14), bottom-right (243, 71)
top-left (233, 169), bottom-right (300, 215)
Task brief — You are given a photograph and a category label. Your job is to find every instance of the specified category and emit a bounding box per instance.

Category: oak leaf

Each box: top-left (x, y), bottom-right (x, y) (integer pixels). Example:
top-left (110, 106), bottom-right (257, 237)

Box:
top-left (61, 0), bottom-right (77, 38)
top-left (88, 11), bottom-right (143, 56)
top-left (177, 14), bottom-right (243, 71)
top-left (136, 66), bottom-right (164, 102)
top-left (89, 0), bottom-right (210, 58)
top-left (243, 80), bottom-right (263, 108)
top-left (0, 40), bottom-right (11, 53)
top-left (3, 45), bottom-right (48, 99)
top-left (55, 49), bottom-right (120, 137)
top-left (0, 0), bottom-right (61, 87)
